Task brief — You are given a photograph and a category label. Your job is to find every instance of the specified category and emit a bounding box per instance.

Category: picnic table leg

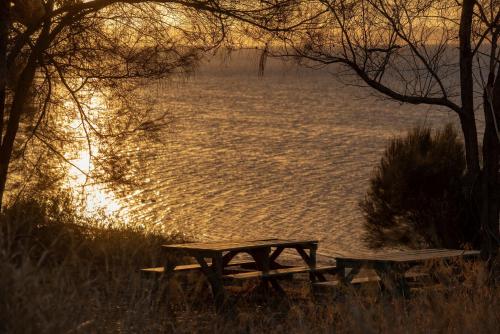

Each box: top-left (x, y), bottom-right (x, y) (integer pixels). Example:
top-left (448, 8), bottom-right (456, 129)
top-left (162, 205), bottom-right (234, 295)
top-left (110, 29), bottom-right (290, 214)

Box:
top-left (309, 244), bottom-right (322, 282)
top-left (153, 253), bottom-right (182, 307)
top-left (163, 258), bottom-right (176, 277)
top-left (249, 247), bottom-right (285, 293)
top-left (339, 264), bottom-right (361, 285)
top-left (195, 255), bottom-right (227, 312)
top-left (310, 244), bottom-right (317, 267)
top-left (295, 245), bottom-right (326, 282)
top-left (393, 264), bottom-right (411, 298)
top-left (375, 263), bottom-right (411, 298)
top-left (248, 248), bottom-right (270, 273)
top-left (269, 247), bottom-right (284, 268)
top-left (212, 255), bottom-right (227, 310)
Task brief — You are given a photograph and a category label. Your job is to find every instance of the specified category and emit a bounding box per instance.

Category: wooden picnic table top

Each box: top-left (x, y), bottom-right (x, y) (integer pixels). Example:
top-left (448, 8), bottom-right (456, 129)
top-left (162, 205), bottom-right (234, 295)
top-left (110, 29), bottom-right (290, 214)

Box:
top-left (162, 238), bottom-right (318, 254)
top-left (335, 249), bottom-right (480, 264)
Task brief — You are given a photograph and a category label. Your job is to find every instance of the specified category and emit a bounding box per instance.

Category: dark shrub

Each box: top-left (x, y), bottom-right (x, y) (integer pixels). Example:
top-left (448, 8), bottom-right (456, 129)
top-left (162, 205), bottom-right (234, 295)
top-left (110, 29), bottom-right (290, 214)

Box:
top-left (360, 124), bottom-right (476, 248)
top-left (0, 193), bottom-right (186, 269)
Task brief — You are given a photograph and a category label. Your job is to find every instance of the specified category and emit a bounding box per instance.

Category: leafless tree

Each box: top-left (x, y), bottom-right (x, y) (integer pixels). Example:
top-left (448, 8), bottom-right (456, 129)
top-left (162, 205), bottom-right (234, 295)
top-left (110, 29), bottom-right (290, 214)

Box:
top-left (260, 0), bottom-right (499, 258)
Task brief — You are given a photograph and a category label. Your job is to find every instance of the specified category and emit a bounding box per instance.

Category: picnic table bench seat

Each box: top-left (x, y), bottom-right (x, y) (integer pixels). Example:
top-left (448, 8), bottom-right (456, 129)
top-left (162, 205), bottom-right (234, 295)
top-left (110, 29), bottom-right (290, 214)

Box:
top-left (312, 271), bottom-right (429, 288)
top-left (223, 265), bottom-right (337, 280)
top-left (140, 259), bottom-right (256, 274)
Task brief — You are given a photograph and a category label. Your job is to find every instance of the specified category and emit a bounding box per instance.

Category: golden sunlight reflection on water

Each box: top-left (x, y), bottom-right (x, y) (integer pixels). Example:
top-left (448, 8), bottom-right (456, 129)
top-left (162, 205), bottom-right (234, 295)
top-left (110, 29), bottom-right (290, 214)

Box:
top-left (64, 100), bottom-right (128, 222)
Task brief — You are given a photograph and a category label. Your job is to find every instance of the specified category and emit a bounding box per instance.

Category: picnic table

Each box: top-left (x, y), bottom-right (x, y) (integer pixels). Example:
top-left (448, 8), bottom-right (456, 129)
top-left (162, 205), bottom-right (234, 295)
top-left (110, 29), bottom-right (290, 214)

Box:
top-left (144, 238), bottom-right (336, 309)
top-left (142, 241), bottom-right (480, 309)
top-left (314, 249), bottom-right (480, 296)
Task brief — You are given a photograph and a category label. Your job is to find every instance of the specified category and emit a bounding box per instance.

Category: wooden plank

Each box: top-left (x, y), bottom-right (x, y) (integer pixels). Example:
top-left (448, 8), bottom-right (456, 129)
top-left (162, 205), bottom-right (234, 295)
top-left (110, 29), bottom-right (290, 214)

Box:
top-left (373, 249), bottom-right (452, 256)
top-left (313, 272), bottom-right (429, 288)
top-left (313, 277), bottom-right (376, 287)
top-left (332, 248), bottom-right (466, 259)
top-left (140, 267), bottom-right (166, 274)
top-left (163, 239), bottom-right (278, 251)
top-left (335, 249), bottom-right (471, 259)
top-left (162, 239), bottom-right (318, 253)
top-left (385, 249), bottom-right (477, 259)
top-left (335, 249), bottom-right (480, 263)
top-left (385, 250), bottom-right (480, 262)
top-left (223, 265), bottom-right (336, 280)
top-left (140, 259), bottom-right (256, 274)
top-left (394, 248), bottom-right (455, 254)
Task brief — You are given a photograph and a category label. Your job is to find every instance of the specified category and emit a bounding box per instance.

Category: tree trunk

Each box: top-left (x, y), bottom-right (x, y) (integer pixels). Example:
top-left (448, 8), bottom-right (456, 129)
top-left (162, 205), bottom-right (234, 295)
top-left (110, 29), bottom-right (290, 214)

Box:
top-left (0, 36), bottom-right (46, 212)
top-left (0, 0), bottom-right (8, 144)
top-left (0, 9), bottom-right (51, 210)
top-left (481, 68), bottom-right (500, 261)
top-left (459, 0), bottom-right (481, 178)
top-left (0, 58), bottom-right (40, 210)
top-left (0, 1), bottom-right (9, 210)
top-left (458, 0), bottom-right (485, 253)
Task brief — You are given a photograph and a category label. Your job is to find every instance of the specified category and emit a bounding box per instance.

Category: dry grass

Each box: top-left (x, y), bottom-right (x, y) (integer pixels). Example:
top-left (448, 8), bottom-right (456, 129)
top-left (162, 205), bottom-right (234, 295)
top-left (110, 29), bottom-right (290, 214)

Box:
top-left (0, 195), bottom-right (498, 333)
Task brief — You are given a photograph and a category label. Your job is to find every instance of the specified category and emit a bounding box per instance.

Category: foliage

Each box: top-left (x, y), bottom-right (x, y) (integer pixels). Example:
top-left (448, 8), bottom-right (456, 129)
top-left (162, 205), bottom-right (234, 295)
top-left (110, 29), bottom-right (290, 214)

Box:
top-left (360, 125), bottom-right (475, 248)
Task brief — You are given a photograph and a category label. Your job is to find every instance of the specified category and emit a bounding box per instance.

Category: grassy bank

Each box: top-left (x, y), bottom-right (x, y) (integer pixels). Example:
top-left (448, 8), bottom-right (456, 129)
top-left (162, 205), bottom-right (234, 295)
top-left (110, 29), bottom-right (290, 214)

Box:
top-left (1, 196), bottom-right (498, 333)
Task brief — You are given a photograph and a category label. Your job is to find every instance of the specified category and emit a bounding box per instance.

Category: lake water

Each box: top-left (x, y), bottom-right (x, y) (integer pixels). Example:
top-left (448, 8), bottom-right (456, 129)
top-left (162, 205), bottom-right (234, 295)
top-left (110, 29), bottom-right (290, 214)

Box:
top-left (72, 53), bottom-right (459, 258)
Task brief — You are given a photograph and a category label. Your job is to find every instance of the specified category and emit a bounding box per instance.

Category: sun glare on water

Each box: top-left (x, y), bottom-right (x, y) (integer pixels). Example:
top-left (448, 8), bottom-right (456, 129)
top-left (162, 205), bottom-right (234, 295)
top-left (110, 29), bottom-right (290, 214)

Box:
top-left (65, 97), bottom-right (128, 222)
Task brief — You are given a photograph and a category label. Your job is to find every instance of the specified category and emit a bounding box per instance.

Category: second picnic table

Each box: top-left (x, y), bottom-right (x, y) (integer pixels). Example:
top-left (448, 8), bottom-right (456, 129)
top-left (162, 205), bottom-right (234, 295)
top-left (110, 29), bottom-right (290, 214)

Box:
top-left (327, 249), bottom-right (480, 296)
top-left (160, 238), bottom-right (336, 308)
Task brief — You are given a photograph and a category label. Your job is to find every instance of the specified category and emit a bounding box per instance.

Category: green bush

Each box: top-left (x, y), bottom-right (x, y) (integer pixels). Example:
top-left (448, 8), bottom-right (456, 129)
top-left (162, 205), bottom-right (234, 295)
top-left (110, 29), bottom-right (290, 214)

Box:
top-left (360, 124), bottom-right (476, 248)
